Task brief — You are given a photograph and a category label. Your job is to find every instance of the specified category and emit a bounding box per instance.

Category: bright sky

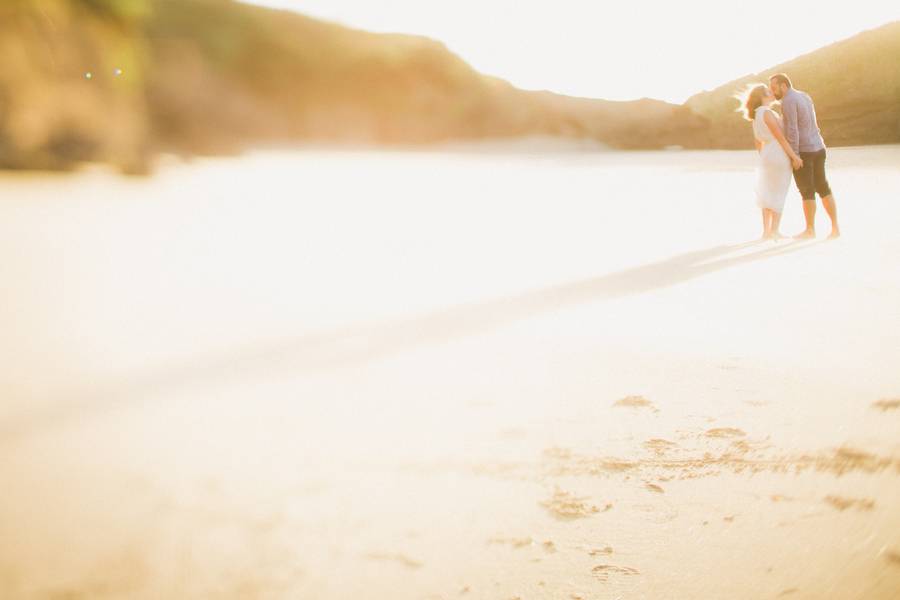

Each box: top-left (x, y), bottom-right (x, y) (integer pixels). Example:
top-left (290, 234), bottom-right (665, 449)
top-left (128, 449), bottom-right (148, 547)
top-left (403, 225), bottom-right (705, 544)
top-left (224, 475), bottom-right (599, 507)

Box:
top-left (242, 0), bottom-right (899, 103)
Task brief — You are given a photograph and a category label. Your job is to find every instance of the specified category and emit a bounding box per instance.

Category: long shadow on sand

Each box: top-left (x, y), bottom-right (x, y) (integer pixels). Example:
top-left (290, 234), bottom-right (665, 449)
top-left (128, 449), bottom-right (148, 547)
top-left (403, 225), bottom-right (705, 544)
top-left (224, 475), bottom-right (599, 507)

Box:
top-left (1, 238), bottom-right (822, 443)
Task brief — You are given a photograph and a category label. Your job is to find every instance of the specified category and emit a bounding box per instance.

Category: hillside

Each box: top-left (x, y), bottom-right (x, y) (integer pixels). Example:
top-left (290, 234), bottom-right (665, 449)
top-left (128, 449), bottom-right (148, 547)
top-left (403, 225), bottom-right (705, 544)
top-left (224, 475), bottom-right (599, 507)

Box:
top-left (0, 0), bottom-right (707, 173)
top-left (686, 21), bottom-right (900, 149)
top-left (0, 1), bottom-right (897, 173)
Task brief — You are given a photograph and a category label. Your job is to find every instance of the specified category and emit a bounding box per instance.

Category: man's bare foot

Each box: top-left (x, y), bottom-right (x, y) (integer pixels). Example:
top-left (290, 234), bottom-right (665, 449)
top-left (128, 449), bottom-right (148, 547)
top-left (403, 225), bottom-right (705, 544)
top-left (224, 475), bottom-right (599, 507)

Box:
top-left (771, 231), bottom-right (784, 241)
top-left (793, 229), bottom-right (815, 240)
top-left (827, 229), bottom-right (841, 240)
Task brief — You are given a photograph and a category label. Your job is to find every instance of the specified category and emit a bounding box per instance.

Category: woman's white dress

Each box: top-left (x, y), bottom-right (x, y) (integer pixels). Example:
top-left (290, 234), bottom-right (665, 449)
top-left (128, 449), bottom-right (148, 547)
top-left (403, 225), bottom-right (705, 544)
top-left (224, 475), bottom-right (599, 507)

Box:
top-left (752, 105), bottom-right (792, 213)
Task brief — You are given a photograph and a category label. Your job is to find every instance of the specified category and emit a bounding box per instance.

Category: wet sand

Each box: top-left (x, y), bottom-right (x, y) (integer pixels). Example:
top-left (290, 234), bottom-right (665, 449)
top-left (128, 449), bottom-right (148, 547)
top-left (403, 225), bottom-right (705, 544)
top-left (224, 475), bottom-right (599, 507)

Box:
top-left (1, 145), bottom-right (899, 598)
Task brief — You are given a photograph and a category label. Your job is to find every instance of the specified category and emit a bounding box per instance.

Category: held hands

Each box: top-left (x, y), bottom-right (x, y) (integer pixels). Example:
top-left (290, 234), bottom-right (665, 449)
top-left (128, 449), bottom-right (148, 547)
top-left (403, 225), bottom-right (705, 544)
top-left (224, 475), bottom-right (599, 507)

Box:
top-left (791, 155), bottom-right (804, 171)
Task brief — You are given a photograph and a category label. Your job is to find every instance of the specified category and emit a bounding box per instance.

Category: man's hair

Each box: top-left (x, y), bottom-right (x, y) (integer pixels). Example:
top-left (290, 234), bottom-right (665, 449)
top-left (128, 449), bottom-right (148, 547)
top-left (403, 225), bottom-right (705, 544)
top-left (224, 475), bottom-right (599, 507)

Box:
top-left (769, 73), bottom-right (793, 88)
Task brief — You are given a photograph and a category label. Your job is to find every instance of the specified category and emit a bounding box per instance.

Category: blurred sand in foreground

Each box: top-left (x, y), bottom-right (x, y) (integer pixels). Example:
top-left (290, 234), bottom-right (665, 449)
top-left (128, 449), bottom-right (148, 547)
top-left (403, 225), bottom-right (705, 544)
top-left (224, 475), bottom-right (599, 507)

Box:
top-left (1, 145), bottom-right (899, 598)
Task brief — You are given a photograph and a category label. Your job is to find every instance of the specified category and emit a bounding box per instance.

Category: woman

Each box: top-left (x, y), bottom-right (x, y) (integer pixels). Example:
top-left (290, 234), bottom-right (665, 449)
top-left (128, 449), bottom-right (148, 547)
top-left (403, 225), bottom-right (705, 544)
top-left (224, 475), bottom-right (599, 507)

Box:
top-left (739, 84), bottom-right (803, 240)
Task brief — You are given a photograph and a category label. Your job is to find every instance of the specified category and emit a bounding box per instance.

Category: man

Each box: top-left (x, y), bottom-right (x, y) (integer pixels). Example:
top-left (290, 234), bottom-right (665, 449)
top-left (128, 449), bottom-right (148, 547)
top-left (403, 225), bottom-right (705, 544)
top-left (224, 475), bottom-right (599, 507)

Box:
top-left (769, 73), bottom-right (841, 239)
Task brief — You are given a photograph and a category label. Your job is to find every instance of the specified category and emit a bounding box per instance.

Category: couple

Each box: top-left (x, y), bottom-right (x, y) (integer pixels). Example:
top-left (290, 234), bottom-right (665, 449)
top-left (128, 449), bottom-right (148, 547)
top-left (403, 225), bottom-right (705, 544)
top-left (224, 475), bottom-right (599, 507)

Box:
top-left (742, 73), bottom-right (841, 240)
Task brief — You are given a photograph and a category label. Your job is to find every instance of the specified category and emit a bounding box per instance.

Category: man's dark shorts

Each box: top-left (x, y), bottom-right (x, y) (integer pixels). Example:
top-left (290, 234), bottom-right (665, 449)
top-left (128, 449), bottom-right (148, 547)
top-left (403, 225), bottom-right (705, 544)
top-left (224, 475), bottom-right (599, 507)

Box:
top-left (793, 148), bottom-right (832, 200)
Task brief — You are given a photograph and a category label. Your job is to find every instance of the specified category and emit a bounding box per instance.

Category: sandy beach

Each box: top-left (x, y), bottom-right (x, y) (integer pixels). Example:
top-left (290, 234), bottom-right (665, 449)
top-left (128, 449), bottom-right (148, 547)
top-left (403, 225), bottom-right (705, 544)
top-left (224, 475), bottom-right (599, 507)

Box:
top-left (1, 144), bottom-right (899, 599)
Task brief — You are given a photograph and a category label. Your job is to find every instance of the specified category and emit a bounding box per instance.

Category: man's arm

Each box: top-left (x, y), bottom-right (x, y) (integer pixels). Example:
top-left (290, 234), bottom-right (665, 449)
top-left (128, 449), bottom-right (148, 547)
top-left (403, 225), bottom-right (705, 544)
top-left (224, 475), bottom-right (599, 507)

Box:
top-left (782, 95), bottom-right (800, 155)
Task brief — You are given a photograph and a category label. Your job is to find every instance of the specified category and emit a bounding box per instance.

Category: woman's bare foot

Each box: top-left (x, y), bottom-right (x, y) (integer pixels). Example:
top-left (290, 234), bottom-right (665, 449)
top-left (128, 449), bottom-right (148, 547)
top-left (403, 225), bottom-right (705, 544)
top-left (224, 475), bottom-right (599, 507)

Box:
top-left (771, 231), bottom-right (784, 241)
top-left (793, 229), bottom-right (815, 240)
top-left (827, 228), bottom-right (841, 240)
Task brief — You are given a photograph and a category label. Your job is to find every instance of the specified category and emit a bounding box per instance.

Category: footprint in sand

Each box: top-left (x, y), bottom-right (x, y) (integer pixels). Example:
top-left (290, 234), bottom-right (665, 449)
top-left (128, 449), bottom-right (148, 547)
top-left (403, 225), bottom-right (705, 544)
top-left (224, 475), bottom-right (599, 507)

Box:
top-left (818, 446), bottom-right (899, 476)
top-left (645, 483), bottom-right (665, 494)
top-left (588, 546), bottom-right (614, 556)
top-left (613, 395), bottom-right (659, 413)
top-left (823, 495), bottom-right (875, 512)
top-left (643, 438), bottom-right (678, 456)
top-left (872, 398), bottom-right (900, 412)
top-left (591, 564), bottom-right (640, 582)
top-left (704, 427), bottom-right (746, 438)
top-left (729, 439), bottom-right (754, 454)
top-left (540, 488), bottom-right (603, 519)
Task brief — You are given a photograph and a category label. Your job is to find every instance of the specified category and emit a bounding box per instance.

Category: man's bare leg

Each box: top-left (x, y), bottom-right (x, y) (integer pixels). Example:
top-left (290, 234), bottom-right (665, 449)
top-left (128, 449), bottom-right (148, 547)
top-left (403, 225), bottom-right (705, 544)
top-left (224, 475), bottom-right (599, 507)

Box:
top-left (821, 194), bottom-right (841, 239)
top-left (794, 199), bottom-right (816, 239)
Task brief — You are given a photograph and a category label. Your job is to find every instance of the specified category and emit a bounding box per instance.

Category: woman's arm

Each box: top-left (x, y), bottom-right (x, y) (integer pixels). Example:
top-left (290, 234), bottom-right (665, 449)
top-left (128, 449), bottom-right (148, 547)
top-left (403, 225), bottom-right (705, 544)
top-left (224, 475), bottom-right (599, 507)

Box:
top-left (781, 95), bottom-right (800, 155)
top-left (764, 111), bottom-right (803, 170)
top-left (755, 139), bottom-right (763, 153)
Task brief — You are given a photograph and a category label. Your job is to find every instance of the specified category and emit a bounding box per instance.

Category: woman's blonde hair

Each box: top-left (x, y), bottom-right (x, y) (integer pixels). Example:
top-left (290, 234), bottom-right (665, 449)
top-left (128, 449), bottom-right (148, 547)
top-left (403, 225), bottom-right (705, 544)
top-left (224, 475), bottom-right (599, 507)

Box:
top-left (735, 84), bottom-right (769, 122)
